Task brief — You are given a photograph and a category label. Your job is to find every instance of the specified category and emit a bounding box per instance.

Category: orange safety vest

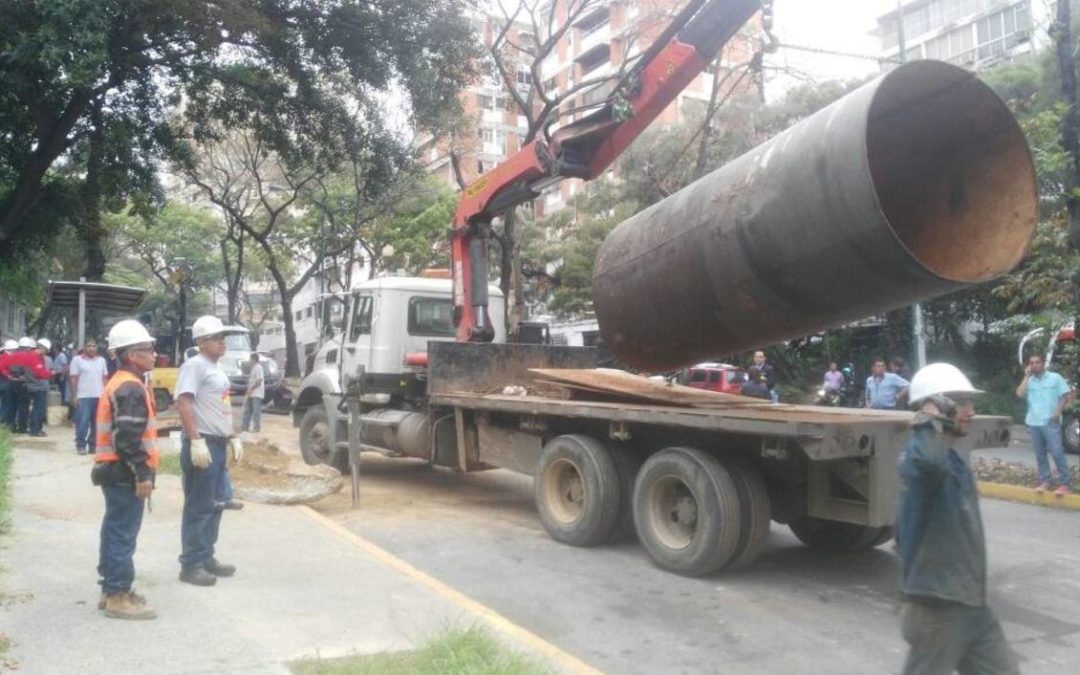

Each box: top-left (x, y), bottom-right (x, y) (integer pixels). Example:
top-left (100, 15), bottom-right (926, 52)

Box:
top-left (95, 370), bottom-right (160, 470)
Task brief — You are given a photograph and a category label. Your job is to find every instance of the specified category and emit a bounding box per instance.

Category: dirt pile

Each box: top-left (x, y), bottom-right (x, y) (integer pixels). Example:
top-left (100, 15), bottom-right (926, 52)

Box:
top-left (230, 435), bottom-right (343, 505)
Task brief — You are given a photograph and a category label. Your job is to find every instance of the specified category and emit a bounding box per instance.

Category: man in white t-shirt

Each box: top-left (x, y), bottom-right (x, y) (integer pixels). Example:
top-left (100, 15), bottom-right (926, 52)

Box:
top-left (69, 339), bottom-right (109, 455)
top-left (176, 316), bottom-right (244, 587)
top-left (241, 353), bottom-right (264, 433)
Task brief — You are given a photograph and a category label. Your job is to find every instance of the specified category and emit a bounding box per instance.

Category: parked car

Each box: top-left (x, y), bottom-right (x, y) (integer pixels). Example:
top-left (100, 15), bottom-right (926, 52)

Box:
top-left (684, 362), bottom-right (748, 395)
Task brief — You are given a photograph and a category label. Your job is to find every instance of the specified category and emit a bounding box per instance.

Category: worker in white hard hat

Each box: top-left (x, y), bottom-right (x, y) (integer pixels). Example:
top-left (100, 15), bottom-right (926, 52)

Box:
top-left (896, 363), bottom-right (1018, 675)
top-left (91, 319), bottom-right (160, 620)
top-left (0, 337), bottom-right (52, 433)
top-left (175, 315), bottom-right (244, 587)
top-left (24, 338), bottom-right (54, 437)
top-left (0, 339), bottom-right (19, 427)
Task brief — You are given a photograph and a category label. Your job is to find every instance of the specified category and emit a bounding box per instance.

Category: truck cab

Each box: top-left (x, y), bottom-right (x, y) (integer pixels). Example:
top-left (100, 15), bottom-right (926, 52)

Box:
top-left (295, 277), bottom-right (505, 430)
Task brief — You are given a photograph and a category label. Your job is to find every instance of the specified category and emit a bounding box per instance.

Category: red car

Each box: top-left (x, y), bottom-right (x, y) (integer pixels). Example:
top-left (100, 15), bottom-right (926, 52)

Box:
top-left (685, 363), bottom-right (748, 395)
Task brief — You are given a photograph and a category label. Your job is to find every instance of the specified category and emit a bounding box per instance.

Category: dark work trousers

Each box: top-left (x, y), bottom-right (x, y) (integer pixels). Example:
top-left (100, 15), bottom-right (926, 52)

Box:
top-left (14, 385), bottom-right (29, 432)
top-left (29, 389), bottom-right (46, 433)
top-left (179, 435), bottom-right (227, 569)
top-left (0, 379), bottom-right (10, 428)
top-left (901, 599), bottom-right (1019, 675)
top-left (98, 481), bottom-right (146, 594)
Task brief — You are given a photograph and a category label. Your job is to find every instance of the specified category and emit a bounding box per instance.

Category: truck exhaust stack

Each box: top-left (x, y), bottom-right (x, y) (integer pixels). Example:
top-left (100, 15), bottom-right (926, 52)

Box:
top-left (593, 60), bottom-right (1037, 372)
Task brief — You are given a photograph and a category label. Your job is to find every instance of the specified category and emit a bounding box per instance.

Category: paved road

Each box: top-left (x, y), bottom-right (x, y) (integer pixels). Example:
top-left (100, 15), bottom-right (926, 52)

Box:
top-left (256, 415), bottom-right (1080, 674)
top-left (972, 425), bottom-right (1080, 472)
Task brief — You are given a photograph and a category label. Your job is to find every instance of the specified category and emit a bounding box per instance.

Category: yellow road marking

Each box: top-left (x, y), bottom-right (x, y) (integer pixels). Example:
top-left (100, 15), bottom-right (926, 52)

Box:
top-left (297, 505), bottom-right (604, 675)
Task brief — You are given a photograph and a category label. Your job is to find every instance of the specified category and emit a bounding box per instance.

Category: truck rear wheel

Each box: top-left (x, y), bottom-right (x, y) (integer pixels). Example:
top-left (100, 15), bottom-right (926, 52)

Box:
top-left (534, 435), bottom-right (621, 547)
top-left (788, 516), bottom-right (884, 552)
top-left (633, 447), bottom-right (742, 576)
top-left (299, 406), bottom-right (348, 474)
top-left (723, 459), bottom-right (772, 569)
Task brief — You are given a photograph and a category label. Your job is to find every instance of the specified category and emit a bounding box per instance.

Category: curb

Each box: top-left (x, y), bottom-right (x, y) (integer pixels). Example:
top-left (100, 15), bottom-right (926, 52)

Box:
top-left (977, 481), bottom-right (1080, 510)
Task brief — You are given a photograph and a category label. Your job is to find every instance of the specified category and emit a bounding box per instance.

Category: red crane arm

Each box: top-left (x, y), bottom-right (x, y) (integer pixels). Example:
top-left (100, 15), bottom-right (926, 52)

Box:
top-left (452, 0), bottom-right (761, 342)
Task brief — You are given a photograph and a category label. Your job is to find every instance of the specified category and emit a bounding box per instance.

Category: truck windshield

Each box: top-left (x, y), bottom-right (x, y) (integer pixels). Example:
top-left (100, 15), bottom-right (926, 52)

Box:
top-left (408, 297), bottom-right (455, 337)
top-left (225, 334), bottom-right (252, 351)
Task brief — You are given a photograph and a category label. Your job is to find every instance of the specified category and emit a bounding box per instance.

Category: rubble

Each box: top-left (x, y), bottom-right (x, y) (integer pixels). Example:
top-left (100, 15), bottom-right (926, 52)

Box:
top-left (230, 434), bottom-right (343, 505)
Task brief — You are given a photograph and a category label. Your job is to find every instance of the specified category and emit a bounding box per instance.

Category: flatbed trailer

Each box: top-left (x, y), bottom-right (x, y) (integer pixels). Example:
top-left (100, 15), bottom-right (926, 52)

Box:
top-left (319, 342), bottom-right (1010, 577)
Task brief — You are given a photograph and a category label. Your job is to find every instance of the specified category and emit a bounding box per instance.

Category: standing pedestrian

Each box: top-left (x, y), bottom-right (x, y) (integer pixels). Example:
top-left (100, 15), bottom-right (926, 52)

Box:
top-left (822, 362), bottom-right (845, 393)
top-left (1, 337), bottom-right (52, 433)
top-left (0, 339), bottom-right (16, 428)
top-left (25, 338), bottom-right (53, 437)
top-left (53, 343), bottom-right (70, 405)
top-left (69, 339), bottom-right (109, 455)
top-left (897, 363), bottom-right (1019, 674)
top-left (752, 350), bottom-right (778, 402)
top-left (1015, 353), bottom-right (1074, 495)
top-left (92, 320), bottom-right (160, 620)
top-left (740, 367), bottom-right (772, 400)
top-left (176, 316), bottom-right (244, 586)
top-left (890, 356), bottom-right (912, 381)
top-left (241, 353), bottom-right (264, 433)
top-left (865, 357), bottom-right (909, 410)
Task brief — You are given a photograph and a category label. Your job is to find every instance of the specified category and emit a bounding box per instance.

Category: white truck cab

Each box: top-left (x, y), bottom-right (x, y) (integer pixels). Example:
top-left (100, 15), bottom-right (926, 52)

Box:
top-left (296, 277), bottom-right (505, 417)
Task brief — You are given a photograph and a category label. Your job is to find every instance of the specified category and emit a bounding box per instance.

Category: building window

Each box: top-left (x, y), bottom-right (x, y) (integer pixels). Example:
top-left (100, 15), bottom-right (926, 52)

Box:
top-left (577, 9), bottom-right (609, 38)
top-left (975, 3), bottom-right (1030, 62)
top-left (516, 68), bottom-right (532, 87)
top-left (305, 306), bottom-right (313, 318)
top-left (295, 310), bottom-right (302, 321)
top-left (479, 127), bottom-right (494, 144)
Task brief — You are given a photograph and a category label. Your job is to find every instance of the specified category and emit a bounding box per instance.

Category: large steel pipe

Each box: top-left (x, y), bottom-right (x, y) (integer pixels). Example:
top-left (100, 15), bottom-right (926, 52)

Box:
top-left (593, 61), bottom-right (1037, 371)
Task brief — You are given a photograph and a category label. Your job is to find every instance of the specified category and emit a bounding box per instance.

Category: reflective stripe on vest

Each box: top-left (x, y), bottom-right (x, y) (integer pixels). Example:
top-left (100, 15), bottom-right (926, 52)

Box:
top-left (94, 370), bottom-right (160, 470)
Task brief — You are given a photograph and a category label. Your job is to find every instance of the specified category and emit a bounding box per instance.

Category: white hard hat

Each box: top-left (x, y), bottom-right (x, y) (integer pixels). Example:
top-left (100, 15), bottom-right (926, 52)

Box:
top-left (3, 339), bottom-right (17, 351)
top-left (36, 338), bottom-right (51, 350)
top-left (107, 319), bottom-right (155, 351)
top-left (18, 337), bottom-right (35, 349)
top-left (908, 363), bottom-right (983, 407)
top-left (191, 315), bottom-right (226, 340)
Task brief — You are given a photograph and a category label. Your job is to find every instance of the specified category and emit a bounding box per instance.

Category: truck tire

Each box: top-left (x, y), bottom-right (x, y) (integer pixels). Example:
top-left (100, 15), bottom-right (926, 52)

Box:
top-left (609, 446), bottom-right (643, 542)
top-left (534, 434), bottom-right (622, 547)
top-left (299, 407), bottom-right (349, 474)
top-left (1063, 416), bottom-right (1080, 455)
top-left (788, 516), bottom-right (883, 552)
top-left (633, 447), bottom-right (742, 576)
top-left (722, 459), bottom-right (772, 569)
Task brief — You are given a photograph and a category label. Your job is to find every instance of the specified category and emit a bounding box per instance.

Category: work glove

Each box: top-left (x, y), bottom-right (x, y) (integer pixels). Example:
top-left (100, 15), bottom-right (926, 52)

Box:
top-left (229, 437), bottom-right (244, 463)
top-left (189, 437), bottom-right (212, 469)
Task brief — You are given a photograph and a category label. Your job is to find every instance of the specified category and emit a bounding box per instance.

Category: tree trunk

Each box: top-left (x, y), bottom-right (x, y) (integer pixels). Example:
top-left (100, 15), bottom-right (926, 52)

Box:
top-left (0, 89), bottom-right (91, 244)
top-left (269, 266), bottom-right (301, 377)
top-left (80, 100), bottom-right (107, 281)
top-left (1057, 2), bottom-right (1080, 248)
top-left (499, 209), bottom-right (519, 336)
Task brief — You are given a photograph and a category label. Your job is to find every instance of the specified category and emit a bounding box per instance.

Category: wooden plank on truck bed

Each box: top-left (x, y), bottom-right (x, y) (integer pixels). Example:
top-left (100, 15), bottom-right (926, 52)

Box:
top-left (529, 368), bottom-right (774, 409)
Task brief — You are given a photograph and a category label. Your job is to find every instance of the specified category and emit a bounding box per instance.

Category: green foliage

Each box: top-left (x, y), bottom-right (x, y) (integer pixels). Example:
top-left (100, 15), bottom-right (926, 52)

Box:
top-left (289, 625), bottom-right (552, 675)
top-left (1, 0), bottom-right (480, 265)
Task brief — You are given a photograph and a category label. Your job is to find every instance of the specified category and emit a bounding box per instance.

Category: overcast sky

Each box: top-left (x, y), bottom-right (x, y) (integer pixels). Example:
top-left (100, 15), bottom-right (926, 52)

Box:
top-left (765, 0), bottom-right (901, 93)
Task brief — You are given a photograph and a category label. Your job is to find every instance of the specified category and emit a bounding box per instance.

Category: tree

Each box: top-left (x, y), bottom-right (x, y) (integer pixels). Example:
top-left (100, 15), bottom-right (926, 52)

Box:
top-left (0, 0), bottom-right (479, 269)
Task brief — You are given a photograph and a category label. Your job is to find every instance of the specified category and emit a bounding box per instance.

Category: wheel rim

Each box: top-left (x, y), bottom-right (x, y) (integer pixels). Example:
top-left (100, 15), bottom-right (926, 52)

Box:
top-left (1067, 420), bottom-right (1080, 450)
top-left (307, 420), bottom-right (331, 462)
top-left (648, 475), bottom-right (697, 549)
top-left (544, 458), bottom-right (585, 524)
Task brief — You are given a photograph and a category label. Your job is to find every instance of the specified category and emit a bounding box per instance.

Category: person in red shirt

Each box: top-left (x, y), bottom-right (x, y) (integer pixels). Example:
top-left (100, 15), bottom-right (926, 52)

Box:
top-left (0, 337), bottom-right (52, 432)
top-left (0, 339), bottom-right (18, 428)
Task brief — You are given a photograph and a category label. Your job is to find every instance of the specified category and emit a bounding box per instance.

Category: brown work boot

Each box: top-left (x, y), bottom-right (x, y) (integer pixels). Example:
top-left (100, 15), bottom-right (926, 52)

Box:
top-left (103, 591), bottom-right (156, 620)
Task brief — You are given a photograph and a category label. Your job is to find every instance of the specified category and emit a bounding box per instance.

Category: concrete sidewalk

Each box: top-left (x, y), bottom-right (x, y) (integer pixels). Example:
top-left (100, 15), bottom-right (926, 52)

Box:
top-left (0, 427), bottom-right (530, 675)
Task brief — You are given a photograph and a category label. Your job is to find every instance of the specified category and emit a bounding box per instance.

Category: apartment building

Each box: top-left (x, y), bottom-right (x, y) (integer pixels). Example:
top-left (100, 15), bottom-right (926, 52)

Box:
top-left (421, 1), bottom-right (760, 214)
top-left (875, 0), bottom-right (1052, 70)
top-left (418, 13), bottom-right (535, 189)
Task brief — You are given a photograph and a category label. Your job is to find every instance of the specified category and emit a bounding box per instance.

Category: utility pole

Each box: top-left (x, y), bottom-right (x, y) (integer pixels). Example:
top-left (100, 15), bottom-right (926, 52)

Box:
top-left (895, 0), bottom-right (927, 369)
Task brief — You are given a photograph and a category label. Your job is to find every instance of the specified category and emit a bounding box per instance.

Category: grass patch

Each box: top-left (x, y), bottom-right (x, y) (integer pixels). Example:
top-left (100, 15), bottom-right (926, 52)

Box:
top-left (288, 626), bottom-right (553, 675)
top-left (156, 452), bottom-right (181, 476)
top-left (0, 428), bottom-right (12, 534)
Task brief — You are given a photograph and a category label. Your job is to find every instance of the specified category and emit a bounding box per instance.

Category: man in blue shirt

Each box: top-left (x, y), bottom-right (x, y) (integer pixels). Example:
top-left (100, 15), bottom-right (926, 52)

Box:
top-left (1016, 353), bottom-right (1074, 495)
top-left (897, 363), bottom-right (1018, 675)
top-left (865, 357), bottom-right (909, 409)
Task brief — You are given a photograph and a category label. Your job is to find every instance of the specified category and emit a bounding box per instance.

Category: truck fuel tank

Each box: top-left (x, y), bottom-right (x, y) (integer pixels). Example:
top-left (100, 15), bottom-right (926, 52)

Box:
top-left (593, 60), bottom-right (1037, 372)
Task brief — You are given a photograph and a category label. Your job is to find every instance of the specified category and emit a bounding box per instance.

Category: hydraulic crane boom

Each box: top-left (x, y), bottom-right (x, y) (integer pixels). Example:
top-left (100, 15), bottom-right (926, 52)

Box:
top-left (451, 0), bottom-right (762, 342)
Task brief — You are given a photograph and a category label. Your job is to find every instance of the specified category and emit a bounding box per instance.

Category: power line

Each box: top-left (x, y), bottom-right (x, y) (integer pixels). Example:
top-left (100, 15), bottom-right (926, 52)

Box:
top-left (774, 41), bottom-right (899, 64)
